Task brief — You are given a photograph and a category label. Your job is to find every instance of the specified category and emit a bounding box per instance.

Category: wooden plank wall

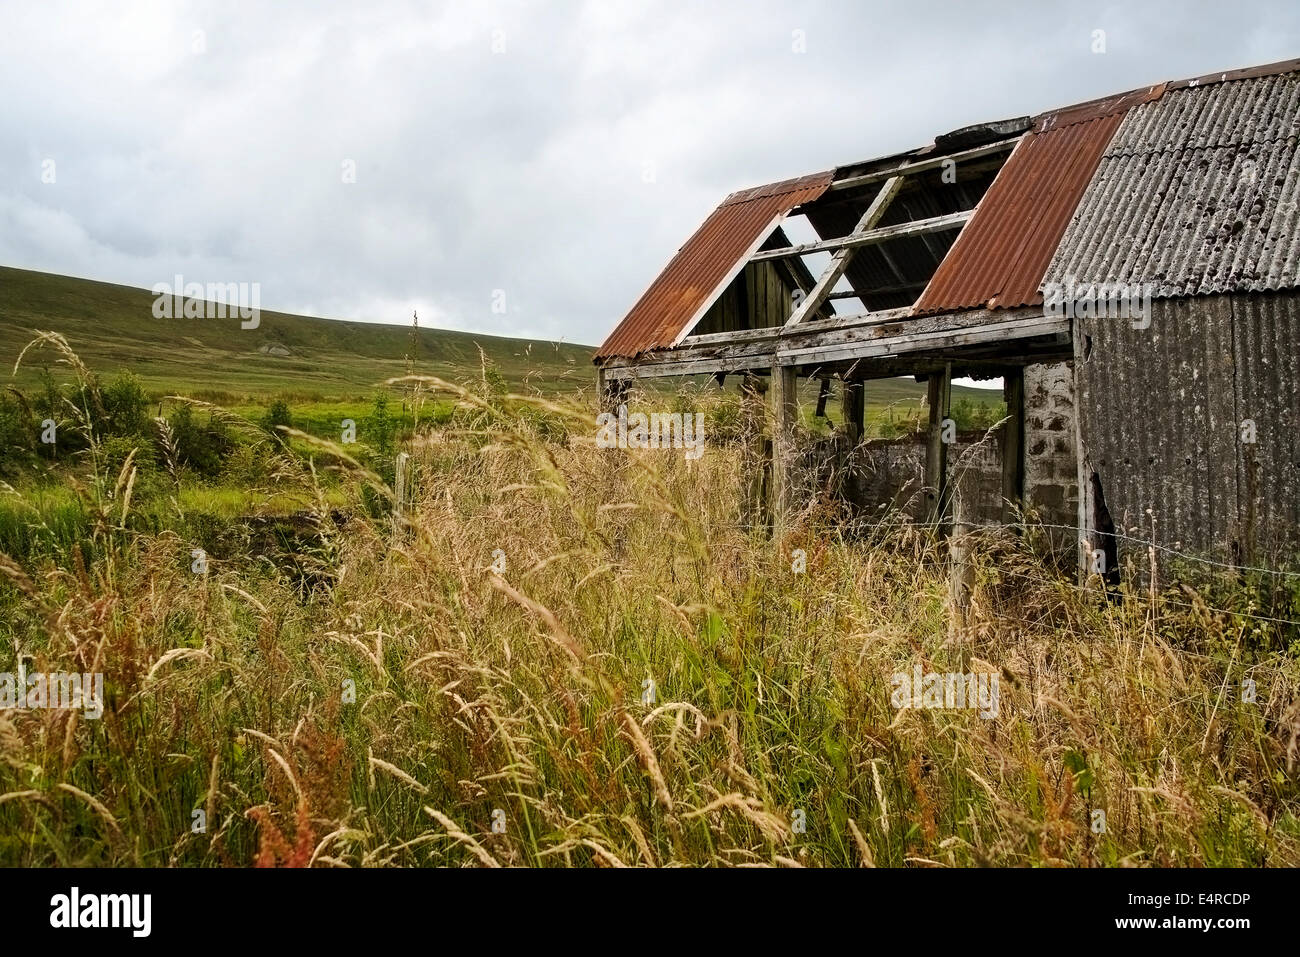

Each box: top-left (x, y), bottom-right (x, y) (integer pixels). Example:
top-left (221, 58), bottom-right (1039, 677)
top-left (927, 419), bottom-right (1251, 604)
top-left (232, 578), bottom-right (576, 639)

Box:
top-left (692, 261), bottom-right (795, 336)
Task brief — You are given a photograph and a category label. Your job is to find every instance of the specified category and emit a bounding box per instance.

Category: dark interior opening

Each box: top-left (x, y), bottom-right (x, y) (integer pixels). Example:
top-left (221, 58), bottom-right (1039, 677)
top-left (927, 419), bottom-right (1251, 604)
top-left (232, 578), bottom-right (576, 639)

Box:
top-left (1090, 470), bottom-right (1120, 587)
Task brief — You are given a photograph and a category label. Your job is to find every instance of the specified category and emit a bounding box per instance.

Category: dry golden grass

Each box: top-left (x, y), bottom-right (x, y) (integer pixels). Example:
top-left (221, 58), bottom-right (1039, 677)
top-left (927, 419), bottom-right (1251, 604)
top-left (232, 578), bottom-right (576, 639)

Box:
top-left (1, 374), bottom-right (1298, 867)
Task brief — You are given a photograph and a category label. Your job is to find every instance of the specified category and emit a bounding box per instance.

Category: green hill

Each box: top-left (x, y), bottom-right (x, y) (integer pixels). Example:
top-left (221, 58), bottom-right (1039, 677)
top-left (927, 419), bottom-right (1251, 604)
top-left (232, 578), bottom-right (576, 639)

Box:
top-left (0, 265), bottom-right (593, 400)
top-left (0, 264), bottom-right (999, 414)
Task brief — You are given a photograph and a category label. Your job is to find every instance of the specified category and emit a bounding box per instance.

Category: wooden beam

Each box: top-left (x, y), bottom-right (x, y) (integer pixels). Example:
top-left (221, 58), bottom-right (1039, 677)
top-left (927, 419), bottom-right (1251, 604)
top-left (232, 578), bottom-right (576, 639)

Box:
top-left (825, 280), bottom-right (927, 301)
top-left (814, 377), bottom-right (832, 419)
top-left (794, 350), bottom-right (1064, 383)
top-left (600, 309), bottom-right (1066, 380)
top-left (749, 210), bottom-right (972, 263)
top-left (600, 350), bottom-right (775, 380)
top-left (775, 314), bottom-right (1069, 367)
top-left (595, 365), bottom-right (627, 411)
top-left (684, 306), bottom-right (913, 347)
top-left (783, 176), bottom-right (903, 328)
top-left (842, 379), bottom-right (865, 447)
top-left (827, 138), bottom-right (1019, 193)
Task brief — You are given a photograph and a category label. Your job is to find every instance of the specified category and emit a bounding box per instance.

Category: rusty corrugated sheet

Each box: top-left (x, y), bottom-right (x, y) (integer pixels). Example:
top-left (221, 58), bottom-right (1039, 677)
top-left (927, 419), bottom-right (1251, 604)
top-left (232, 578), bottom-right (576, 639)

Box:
top-left (1045, 71), bottom-right (1300, 297)
top-left (912, 102), bottom-right (1143, 314)
top-left (1034, 83), bottom-right (1166, 134)
top-left (598, 57), bottom-right (1300, 361)
top-left (595, 171), bottom-right (832, 360)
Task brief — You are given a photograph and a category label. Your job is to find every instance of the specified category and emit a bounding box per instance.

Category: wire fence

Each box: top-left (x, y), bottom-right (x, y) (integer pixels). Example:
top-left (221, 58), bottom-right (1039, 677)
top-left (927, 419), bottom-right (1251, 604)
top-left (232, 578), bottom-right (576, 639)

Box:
top-left (850, 516), bottom-right (1300, 582)
top-left (730, 504), bottom-right (1300, 645)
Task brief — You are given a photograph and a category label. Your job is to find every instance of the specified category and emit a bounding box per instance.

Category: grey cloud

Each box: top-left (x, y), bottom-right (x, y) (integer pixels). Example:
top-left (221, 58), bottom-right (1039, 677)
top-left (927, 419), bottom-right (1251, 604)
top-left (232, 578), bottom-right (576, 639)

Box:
top-left (1, 0), bottom-right (1297, 346)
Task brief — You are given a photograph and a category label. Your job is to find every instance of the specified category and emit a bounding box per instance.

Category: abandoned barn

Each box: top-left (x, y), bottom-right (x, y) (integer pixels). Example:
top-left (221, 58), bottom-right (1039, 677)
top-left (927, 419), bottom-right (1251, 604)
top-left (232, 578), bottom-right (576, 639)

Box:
top-left (593, 57), bottom-right (1300, 578)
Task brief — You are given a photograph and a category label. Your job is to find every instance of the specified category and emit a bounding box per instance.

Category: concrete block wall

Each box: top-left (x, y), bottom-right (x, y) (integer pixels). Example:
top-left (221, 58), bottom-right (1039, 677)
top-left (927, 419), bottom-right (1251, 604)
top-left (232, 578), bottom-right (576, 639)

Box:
top-left (1024, 361), bottom-right (1079, 534)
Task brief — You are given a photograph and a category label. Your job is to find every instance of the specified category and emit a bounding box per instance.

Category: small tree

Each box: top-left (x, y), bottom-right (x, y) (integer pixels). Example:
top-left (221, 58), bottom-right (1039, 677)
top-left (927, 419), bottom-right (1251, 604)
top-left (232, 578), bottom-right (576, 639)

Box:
top-left (369, 392), bottom-right (393, 455)
top-left (102, 371), bottom-right (150, 437)
top-left (264, 397), bottom-right (292, 446)
top-left (0, 391), bottom-right (35, 476)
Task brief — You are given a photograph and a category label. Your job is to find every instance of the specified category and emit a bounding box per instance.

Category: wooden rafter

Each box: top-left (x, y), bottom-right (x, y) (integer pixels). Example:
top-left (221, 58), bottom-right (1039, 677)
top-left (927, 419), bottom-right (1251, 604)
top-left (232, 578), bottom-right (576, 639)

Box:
top-left (782, 175), bottom-right (903, 329)
top-left (825, 280), bottom-right (927, 300)
top-left (749, 210), bottom-right (972, 263)
top-left (826, 137), bottom-right (1019, 194)
top-left (599, 308), bottom-right (1066, 380)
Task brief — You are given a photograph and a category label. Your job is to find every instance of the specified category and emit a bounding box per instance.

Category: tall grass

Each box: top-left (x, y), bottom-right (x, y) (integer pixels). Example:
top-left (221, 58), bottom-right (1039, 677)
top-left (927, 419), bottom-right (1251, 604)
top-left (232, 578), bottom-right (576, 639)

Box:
top-left (0, 369), bottom-right (1297, 867)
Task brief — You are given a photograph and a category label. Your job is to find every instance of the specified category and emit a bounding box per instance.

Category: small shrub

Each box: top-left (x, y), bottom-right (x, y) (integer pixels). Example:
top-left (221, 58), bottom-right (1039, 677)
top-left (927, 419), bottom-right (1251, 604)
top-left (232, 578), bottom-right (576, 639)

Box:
top-left (367, 393), bottom-right (393, 455)
top-left (99, 435), bottom-right (159, 482)
top-left (0, 391), bottom-right (35, 476)
top-left (102, 371), bottom-right (151, 438)
top-left (264, 397), bottom-right (293, 437)
top-left (170, 404), bottom-right (231, 477)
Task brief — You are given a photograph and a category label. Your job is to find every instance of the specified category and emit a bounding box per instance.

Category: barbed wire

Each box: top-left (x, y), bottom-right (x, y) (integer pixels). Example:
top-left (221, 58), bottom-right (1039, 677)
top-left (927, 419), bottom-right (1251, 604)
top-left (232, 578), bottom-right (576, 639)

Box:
top-left (979, 594), bottom-right (1298, 682)
top-left (727, 514), bottom-right (1300, 676)
top-left (761, 508), bottom-right (1300, 581)
top-left (724, 502), bottom-right (1300, 637)
top-left (982, 562), bottom-right (1300, 634)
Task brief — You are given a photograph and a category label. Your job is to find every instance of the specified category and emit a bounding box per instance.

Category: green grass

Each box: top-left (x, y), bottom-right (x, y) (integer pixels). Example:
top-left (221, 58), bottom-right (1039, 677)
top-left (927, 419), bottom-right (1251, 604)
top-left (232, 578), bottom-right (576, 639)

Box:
top-left (225, 397), bottom-right (454, 439)
top-left (0, 265), bottom-right (594, 399)
top-left (173, 483), bottom-right (352, 519)
top-left (0, 377), bottom-right (1296, 868)
top-left (0, 273), bottom-right (1291, 870)
top-left (1, 265), bottom-right (1001, 421)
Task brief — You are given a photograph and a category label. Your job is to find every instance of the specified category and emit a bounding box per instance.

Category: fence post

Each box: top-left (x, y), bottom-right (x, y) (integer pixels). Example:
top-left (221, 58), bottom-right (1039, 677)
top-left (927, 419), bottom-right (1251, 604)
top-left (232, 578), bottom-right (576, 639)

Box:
top-left (741, 373), bottom-right (771, 532)
top-left (770, 364), bottom-right (798, 536)
top-left (949, 467), bottom-right (976, 651)
top-left (394, 451), bottom-right (411, 534)
top-left (841, 378), bottom-right (865, 449)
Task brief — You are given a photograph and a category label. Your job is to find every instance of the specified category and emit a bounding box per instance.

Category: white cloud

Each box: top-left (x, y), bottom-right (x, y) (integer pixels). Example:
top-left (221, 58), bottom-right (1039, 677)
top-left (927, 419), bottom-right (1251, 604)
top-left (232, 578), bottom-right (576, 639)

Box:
top-left (2, 0), bottom-right (1297, 347)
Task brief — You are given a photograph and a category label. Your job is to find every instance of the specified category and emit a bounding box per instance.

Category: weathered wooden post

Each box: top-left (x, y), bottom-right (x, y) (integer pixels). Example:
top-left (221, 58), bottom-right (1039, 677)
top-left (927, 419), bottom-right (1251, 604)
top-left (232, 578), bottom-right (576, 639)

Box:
top-left (741, 372), bottom-right (771, 531)
top-left (924, 363), bottom-right (952, 532)
top-left (949, 466), bottom-right (977, 648)
top-left (770, 363), bottom-right (798, 535)
top-left (393, 451), bottom-right (412, 534)
top-left (596, 366), bottom-right (627, 414)
top-left (841, 377), bottom-right (865, 448)
top-left (814, 377), bottom-right (832, 420)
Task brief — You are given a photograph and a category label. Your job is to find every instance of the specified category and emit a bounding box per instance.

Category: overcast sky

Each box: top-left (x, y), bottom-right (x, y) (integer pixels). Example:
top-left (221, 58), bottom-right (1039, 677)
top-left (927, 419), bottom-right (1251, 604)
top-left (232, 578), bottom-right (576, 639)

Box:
top-left (2, 0), bottom-right (1297, 348)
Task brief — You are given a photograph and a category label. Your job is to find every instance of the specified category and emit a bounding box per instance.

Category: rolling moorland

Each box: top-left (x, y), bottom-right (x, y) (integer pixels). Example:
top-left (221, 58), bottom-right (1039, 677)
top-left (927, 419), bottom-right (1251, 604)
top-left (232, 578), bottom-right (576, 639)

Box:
top-left (0, 264), bottom-right (1000, 407)
top-left (0, 265), bottom-right (595, 400)
top-left (0, 266), bottom-right (1297, 868)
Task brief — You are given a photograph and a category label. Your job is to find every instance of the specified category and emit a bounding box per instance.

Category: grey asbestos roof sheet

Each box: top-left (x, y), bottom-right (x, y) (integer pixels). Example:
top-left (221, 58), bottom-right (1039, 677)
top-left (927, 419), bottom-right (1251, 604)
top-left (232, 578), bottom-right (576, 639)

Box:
top-left (1045, 71), bottom-right (1300, 298)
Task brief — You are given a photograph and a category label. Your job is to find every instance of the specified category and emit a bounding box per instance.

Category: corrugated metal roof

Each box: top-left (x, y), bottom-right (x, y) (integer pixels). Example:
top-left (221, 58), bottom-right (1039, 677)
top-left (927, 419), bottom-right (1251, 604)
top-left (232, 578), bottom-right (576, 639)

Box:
top-left (595, 172), bottom-right (832, 359)
top-left (598, 57), bottom-right (1300, 365)
top-left (1035, 83), bottom-right (1166, 134)
top-left (911, 90), bottom-right (1161, 314)
top-left (1045, 71), bottom-right (1300, 297)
